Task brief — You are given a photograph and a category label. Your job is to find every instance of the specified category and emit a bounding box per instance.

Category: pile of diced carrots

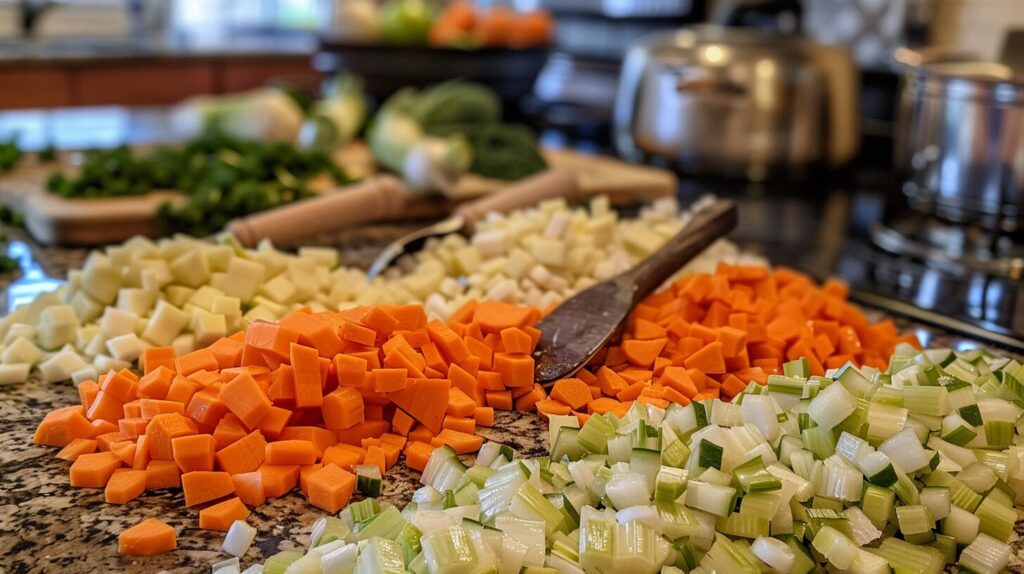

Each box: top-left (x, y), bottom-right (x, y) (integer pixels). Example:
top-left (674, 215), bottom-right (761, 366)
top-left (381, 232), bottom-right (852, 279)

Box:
top-left (31, 264), bottom-right (917, 557)
top-left (33, 301), bottom-right (551, 554)
top-left (534, 265), bottom-right (920, 420)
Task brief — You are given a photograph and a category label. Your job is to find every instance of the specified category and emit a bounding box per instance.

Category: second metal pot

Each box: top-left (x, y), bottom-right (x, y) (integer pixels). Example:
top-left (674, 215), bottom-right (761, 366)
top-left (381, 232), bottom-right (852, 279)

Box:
top-left (614, 25), bottom-right (859, 181)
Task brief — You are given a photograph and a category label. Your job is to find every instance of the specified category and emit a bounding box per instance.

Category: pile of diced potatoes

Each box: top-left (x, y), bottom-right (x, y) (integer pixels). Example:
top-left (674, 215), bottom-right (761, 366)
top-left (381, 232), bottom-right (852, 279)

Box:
top-left (0, 195), bottom-right (762, 385)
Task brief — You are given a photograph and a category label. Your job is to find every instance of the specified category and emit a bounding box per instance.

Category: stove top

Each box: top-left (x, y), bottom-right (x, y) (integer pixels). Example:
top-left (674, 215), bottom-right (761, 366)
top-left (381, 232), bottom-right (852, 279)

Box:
top-left (677, 175), bottom-right (1024, 354)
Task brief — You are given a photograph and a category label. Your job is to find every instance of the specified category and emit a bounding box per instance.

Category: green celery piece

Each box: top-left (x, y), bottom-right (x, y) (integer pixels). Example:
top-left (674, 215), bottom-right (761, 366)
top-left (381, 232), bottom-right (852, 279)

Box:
top-left (716, 513), bottom-right (769, 539)
top-left (356, 507), bottom-right (407, 542)
top-left (784, 358), bottom-right (810, 378)
top-left (698, 439), bottom-right (724, 470)
top-left (975, 495), bottom-right (1015, 542)
top-left (398, 522), bottom-right (423, 564)
top-left (732, 457), bottom-right (781, 493)
top-left (579, 516), bottom-right (615, 573)
top-left (420, 527), bottom-right (478, 573)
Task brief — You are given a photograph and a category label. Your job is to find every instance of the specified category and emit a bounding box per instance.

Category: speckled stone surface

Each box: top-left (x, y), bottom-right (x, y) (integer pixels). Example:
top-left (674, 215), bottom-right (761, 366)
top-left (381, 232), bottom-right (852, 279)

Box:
top-left (1, 230), bottom-right (1024, 573)
top-left (0, 372), bottom-right (549, 573)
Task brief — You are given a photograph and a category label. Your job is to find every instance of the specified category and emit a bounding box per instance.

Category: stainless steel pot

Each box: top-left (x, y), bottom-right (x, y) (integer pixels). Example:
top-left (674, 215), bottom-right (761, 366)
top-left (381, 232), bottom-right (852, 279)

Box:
top-left (614, 25), bottom-right (859, 180)
top-left (894, 59), bottom-right (1024, 229)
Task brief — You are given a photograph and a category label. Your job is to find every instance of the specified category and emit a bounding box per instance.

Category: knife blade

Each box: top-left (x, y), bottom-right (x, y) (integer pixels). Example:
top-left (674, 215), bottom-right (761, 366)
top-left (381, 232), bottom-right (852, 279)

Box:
top-left (366, 168), bottom-right (579, 280)
top-left (533, 198), bottom-right (738, 386)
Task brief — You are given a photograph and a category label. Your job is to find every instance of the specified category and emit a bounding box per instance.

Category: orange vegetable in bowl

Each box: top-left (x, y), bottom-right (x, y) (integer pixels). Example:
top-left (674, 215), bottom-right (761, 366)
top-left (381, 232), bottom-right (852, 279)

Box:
top-left (510, 10), bottom-right (554, 47)
top-left (474, 6), bottom-right (516, 47)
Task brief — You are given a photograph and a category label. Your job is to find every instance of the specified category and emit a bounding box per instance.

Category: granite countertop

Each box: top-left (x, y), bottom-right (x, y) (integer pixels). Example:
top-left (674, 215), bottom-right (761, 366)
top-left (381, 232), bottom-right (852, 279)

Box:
top-left (0, 375), bottom-right (548, 573)
top-left (1, 220), bottom-right (1024, 572)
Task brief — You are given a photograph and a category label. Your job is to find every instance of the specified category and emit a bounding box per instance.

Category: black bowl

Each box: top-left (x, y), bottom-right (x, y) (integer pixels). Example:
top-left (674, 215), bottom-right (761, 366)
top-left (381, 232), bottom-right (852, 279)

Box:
top-left (314, 39), bottom-right (551, 103)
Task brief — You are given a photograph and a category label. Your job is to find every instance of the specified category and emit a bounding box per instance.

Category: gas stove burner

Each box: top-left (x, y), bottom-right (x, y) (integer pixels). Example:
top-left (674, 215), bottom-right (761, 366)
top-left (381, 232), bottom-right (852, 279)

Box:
top-left (871, 214), bottom-right (1024, 280)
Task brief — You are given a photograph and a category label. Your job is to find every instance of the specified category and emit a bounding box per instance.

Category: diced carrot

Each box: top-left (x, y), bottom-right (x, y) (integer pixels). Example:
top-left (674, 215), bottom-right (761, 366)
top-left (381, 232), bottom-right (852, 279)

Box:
top-left (138, 399), bottom-right (184, 419)
top-left (69, 451), bottom-right (122, 487)
top-left (57, 438), bottom-right (98, 461)
top-left (404, 441), bottom-right (434, 472)
top-left (306, 464), bottom-right (356, 513)
top-left (137, 366), bottom-right (174, 400)
top-left (34, 405), bottom-right (95, 447)
top-left (493, 353), bottom-right (533, 388)
top-left (322, 444), bottom-right (365, 470)
top-left (386, 377), bottom-right (450, 434)
top-left (369, 368), bottom-right (409, 393)
top-left (207, 337), bottom-right (245, 369)
top-left (198, 496), bottom-right (250, 532)
top-left (181, 470), bottom-right (234, 507)
top-left (322, 387), bottom-right (364, 431)
top-left (473, 301), bottom-right (533, 332)
top-left (407, 424), bottom-right (436, 444)
top-left (622, 338), bottom-right (667, 367)
top-left (535, 398), bottom-right (571, 416)
top-left (231, 471), bottom-right (266, 506)
top-left (105, 469), bottom-right (146, 504)
top-left (219, 372), bottom-right (273, 428)
top-left (164, 375), bottom-right (200, 405)
top-left (442, 416), bottom-right (476, 434)
top-left (473, 406), bottom-right (494, 427)
top-left (256, 406), bottom-right (292, 440)
top-left (446, 387), bottom-right (477, 418)
top-left (683, 341), bottom-right (726, 374)
top-left (279, 427), bottom-right (337, 456)
top-left (215, 430), bottom-right (268, 475)
top-left (142, 347), bottom-right (176, 376)
top-left (485, 390), bottom-right (513, 410)
top-left (364, 445), bottom-right (387, 475)
top-left (109, 440), bottom-right (137, 466)
top-left (499, 327), bottom-right (533, 354)
top-left (265, 440), bottom-right (318, 466)
top-left (616, 380), bottom-right (646, 402)
top-left (430, 428), bottom-right (483, 454)
top-left (145, 459), bottom-right (181, 490)
top-left (339, 320), bottom-right (376, 347)
top-left (290, 343), bottom-right (323, 409)
top-left (77, 380), bottom-right (100, 411)
top-left (175, 349), bottom-right (219, 377)
top-left (280, 312), bottom-right (344, 358)
top-left (145, 413), bottom-right (197, 460)
top-left (513, 384), bottom-right (547, 412)
top-left (392, 408), bottom-right (416, 436)
top-left (184, 386), bottom-right (227, 427)
top-left (660, 366), bottom-right (698, 398)
top-left (586, 397), bottom-right (625, 416)
top-left (212, 414), bottom-right (248, 450)
top-left (171, 433), bottom-right (216, 473)
top-left (549, 378), bottom-right (591, 410)
top-left (119, 518), bottom-right (176, 556)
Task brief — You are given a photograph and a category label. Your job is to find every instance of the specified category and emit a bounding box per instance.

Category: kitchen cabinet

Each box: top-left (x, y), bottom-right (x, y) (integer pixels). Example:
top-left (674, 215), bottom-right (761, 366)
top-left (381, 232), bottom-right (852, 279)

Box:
top-left (0, 55), bottom-right (321, 109)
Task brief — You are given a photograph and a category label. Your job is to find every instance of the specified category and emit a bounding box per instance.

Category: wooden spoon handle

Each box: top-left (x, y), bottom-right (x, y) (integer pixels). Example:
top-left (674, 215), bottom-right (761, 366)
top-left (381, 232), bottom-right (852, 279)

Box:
top-left (227, 176), bottom-right (408, 247)
top-left (625, 199), bottom-right (739, 298)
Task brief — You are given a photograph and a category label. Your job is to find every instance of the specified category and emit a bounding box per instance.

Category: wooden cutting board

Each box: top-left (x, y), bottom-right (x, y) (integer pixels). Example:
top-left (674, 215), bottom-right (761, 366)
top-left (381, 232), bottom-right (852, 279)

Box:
top-left (0, 144), bottom-right (677, 246)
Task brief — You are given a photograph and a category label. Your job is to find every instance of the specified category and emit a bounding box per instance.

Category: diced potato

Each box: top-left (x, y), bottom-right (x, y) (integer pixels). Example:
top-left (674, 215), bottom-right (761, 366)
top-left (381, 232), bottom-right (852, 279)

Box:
top-left (142, 301), bottom-right (190, 346)
top-left (169, 249), bottom-right (211, 288)
top-left (0, 363), bottom-right (31, 384)
top-left (1, 337), bottom-right (42, 366)
top-left (106, 333), bottom-right (145, 363)
top-left (116, 288), bottom-right (158, 317)
top-left (39, 349), bottom-right (89, 383)
top-left (193, 310), bottom-right (227, 346)
top-left (99, 308), bottom-right (140, 338)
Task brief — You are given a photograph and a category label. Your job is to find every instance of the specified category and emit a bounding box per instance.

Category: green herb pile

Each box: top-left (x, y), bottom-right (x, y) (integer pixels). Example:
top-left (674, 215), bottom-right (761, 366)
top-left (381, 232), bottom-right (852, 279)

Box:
top-left (46, 134), bottom-right (351, 236)
top-left (0, 139), bottom-right (22, 173)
